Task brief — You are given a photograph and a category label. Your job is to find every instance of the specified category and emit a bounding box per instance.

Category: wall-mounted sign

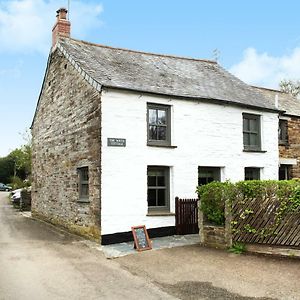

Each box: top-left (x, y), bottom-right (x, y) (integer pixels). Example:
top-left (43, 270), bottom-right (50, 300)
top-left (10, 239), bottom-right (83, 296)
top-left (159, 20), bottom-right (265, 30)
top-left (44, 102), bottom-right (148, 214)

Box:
top-left (107, 138), bottom-right (126, 147)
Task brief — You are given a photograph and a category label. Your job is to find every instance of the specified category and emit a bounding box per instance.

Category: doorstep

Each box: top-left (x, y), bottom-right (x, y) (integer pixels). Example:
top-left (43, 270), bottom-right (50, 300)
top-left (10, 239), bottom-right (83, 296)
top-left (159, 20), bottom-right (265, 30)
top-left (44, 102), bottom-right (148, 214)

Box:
top-left (101, 234), bottom-right (200, 259)
top-left (20, 211), bottom-right (32, 218)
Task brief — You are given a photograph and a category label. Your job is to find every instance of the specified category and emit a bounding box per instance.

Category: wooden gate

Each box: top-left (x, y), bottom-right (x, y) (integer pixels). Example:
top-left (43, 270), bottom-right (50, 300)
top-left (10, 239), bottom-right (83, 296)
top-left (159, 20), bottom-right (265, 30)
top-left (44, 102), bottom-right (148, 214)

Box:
top-left (175, 197), bottom-right (199, 235)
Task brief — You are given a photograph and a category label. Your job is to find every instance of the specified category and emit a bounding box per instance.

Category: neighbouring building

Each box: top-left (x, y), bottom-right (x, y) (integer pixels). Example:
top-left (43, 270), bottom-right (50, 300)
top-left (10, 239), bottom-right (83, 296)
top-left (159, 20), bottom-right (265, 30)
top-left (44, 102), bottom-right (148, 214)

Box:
top-left (31, 8), bottom-right (280, 244)
top-left (254, 86), bottom-right (300, 179)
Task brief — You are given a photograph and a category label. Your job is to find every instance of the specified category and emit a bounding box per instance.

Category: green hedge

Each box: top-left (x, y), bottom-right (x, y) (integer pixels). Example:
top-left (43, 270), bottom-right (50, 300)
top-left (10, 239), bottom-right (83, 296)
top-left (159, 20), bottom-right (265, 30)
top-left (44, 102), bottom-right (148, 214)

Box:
top-left (197, 179), bottom-right (300, 226)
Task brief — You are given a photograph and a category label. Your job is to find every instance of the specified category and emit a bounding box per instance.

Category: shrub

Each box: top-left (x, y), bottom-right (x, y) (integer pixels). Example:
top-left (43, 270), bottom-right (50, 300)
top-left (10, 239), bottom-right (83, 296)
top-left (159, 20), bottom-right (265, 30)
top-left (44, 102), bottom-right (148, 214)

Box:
top-left (197, 179), bottom-right (300, 232)
top-left (197, 181), bottom-right (235, 226)
top-left (9, 176), bottom-right (29, 190)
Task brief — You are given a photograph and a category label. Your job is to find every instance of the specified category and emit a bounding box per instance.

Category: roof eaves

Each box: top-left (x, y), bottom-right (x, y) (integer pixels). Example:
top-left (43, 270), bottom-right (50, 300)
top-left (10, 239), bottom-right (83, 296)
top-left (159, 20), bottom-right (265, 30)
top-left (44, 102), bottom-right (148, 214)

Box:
top-left (102, 85), bottom-right (283, 114)
top-left (30, 49), bottom-right (52, 129)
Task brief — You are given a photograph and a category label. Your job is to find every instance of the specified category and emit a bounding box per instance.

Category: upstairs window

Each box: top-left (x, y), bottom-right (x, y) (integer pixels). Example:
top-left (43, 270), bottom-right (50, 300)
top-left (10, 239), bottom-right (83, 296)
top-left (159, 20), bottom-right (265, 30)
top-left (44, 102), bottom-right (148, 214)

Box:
top-left (279, 119), bottom-right (288, 145)
top-left (245, 167), bottom-right (260, 180)
top-left (78, 167), bottom-right (89, 201)
top-left (147, 104), bottom-right (171, 146)
top-left (243, 113), bottom-right (261, 151)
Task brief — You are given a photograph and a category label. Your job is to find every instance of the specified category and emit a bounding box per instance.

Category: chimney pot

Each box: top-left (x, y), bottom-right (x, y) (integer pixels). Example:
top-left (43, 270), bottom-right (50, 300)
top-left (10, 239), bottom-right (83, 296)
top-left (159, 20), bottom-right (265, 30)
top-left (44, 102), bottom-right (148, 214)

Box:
top-left (57, 8), bottom-right (68, 20)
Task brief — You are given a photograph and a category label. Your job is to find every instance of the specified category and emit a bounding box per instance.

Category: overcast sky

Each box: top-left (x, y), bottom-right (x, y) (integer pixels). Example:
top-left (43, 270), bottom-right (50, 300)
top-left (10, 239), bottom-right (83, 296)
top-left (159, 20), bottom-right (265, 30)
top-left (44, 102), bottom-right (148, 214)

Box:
top-left (1, 0), bottom-right (300, 157)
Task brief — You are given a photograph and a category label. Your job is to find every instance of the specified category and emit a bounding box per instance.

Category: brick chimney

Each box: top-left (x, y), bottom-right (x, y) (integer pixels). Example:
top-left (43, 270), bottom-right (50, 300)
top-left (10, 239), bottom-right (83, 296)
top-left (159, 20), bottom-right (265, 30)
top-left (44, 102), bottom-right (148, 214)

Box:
top-left (52, 8), bottom-right (70, 48)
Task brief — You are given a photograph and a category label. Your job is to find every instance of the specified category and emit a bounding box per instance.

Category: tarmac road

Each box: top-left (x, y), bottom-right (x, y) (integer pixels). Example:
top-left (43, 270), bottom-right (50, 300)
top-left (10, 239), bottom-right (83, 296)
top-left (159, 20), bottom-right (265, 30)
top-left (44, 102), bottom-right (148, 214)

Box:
top-left (0, 192), bottom-right (174, 300)
top-left (1, 191), bottom-right (300, 300)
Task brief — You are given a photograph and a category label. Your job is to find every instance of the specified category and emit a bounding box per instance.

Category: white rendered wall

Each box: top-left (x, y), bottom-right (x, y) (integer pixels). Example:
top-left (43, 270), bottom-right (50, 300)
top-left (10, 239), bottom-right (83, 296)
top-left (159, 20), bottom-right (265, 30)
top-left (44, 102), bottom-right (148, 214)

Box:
top-left (101, 88), bottom-right (279, 235)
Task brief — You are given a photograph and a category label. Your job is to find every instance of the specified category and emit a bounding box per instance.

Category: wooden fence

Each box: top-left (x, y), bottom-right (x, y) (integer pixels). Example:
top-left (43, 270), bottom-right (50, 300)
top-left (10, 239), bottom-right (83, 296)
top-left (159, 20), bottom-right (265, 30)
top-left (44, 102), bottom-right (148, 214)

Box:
top-left (232, 196), bottom-right (300, 247)
top-left (175, 197), bottom-right (199, 235)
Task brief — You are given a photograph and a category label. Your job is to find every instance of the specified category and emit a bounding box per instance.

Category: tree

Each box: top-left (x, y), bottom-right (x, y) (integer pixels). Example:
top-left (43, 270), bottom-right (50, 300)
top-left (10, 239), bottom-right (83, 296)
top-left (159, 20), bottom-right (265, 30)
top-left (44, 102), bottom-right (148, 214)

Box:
top-left (0, 156), bottom-right (15, 184)
top-left (0, 130), bottom-right (32, 185)
top-left (279, 79), bottom-right (300, 97)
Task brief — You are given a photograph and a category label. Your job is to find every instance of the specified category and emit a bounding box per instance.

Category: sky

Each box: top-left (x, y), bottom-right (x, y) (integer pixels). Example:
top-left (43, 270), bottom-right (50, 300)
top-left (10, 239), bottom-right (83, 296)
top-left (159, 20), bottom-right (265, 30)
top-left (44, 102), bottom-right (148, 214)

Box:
top-left (0, 0), bottom-right (300, 157)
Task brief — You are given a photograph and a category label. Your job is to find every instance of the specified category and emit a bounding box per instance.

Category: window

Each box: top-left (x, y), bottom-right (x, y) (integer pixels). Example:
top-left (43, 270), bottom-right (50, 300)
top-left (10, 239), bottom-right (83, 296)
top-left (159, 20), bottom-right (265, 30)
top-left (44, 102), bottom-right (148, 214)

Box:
top-left (147, 104), bottom-right (171, 146)
top-left (279, 165), bottom-right (291, 180)
top-left (279, 119), bottom-right (288, 145)
top-left (78, 167), bottom-right (89, 200)
top-left (245, 167), bottom-right (260, 180)
top-left (198, 167), bottom-right (221, 186)
top-left (243, 113), bottom-right (261, 151)
top-left (147, 166), bottom-right (169, 211)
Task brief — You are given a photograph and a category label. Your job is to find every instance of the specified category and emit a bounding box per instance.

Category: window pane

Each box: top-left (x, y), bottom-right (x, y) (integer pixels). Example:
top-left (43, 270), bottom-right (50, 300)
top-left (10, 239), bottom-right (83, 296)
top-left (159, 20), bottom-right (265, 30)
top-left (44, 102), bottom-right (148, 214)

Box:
top-left (250, 118), bottom-right (258, 132)
top-left (81, 184), bottom-right (89, 197)
top-left (157, 176), bottom-right (165, 186)
top-left (245, 168), bottom-right (260, 180)
top-left (198, 167), bottom-right (221, 186)
top-left (250, 133), bottom-right (258, 147)
top-left (149, 125), bottom-right (157, 140)
top-left (157, 189), bottom-right (166, 206)
top-left (157, 110), bottom-right (166, 125)
top-left (243, 118), bottom-right (249, 131)
top-left (279, 120), bottom-right (288, 143)
top-left (198, 178), bottom-right (208, 185)
top-left (147, 189), bottom-right (156, 206)
top-left (149, 109), bottom-right (157, 125)
top-left (243, 133), bottom-right (250, 146)
top-left (157, 126), bottom-right (167, 140)
top-left (148, 175), bottom-right (156, 186)
top-left (81, 168), bottom-right (89, 181)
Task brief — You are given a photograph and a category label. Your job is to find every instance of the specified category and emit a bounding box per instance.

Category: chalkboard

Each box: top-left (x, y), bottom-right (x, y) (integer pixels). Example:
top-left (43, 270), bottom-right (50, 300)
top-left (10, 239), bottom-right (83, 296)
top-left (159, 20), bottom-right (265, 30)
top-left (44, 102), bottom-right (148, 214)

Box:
top-left (131, 225), bottom-right (152, 251)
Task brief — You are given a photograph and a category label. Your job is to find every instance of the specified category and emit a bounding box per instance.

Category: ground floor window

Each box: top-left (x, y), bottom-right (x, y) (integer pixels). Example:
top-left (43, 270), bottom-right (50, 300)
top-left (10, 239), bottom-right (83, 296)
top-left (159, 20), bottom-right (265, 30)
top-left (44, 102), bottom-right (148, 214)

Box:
top-left (279, 165), bottom-right (291, 180)
top-left (245, 167), bottom-right (260, 180)
top-left (78, 166), bottom-right (89, 201)
top-left (198, 167), bottom-right (221, 186)
top-left (147, 166), bottom-right (169, 211)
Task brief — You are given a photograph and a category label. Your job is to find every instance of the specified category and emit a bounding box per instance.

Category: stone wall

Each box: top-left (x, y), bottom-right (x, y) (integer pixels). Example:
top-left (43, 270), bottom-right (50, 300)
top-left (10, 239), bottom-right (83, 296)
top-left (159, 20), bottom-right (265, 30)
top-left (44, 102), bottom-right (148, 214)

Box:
top-left (202, 226), bottom-right (227, 249)
top-left (31, 49), bottom-right (101, 241)
top-left (198, 200), bottom-right (232, 249)
top-left (279, 116), bottom-right (300, 178)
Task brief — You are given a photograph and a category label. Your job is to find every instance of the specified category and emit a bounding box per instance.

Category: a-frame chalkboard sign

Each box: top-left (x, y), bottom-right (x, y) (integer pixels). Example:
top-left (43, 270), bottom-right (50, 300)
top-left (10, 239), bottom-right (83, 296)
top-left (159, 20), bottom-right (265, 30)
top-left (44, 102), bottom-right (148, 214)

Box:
top-left (131, 225), bottom-right (152, 251)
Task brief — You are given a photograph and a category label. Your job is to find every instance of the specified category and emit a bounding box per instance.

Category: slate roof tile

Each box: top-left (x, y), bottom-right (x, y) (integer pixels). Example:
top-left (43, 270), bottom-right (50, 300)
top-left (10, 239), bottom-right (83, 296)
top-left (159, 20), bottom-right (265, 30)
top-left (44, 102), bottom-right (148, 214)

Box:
top-left (252, 86), bottom-right (300, 117)
top-left (58, 38), bottom-right (278, 111)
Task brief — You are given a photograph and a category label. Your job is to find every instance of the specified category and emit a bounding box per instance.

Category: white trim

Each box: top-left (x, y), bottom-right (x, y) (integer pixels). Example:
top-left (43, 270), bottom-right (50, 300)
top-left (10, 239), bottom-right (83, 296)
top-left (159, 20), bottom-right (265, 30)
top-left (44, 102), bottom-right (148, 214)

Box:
top-left (279, 158), bottom-right (297, 165)
top-left (279, 116), bottom-right (291, 121)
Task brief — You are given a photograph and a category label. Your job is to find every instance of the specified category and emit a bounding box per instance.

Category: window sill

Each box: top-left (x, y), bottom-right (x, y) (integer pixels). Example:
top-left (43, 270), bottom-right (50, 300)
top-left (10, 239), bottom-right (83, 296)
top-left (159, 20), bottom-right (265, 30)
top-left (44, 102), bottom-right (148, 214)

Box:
top-left (147, 144), bottom-right (177, 149)
top-left (147, 212), bottom-right (175, 217)
top-left (243, 149), bottom-right (267, 153)
top-left (77, 198), bottom-right (90, 203)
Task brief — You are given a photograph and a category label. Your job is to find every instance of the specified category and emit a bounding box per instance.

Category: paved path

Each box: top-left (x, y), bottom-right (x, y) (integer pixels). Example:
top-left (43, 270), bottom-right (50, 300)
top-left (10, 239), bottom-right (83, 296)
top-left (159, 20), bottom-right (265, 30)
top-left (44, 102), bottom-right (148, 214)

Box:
top-left (0, 192), bottom-right (174, 300)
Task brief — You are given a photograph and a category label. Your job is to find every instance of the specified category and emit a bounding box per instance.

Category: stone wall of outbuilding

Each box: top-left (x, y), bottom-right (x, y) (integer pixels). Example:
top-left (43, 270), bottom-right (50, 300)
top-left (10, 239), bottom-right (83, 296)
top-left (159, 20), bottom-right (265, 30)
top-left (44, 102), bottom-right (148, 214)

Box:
top-left (279, 116), bottom-right (300, 178)
top-left (31, 49), bottom-right (101, 241)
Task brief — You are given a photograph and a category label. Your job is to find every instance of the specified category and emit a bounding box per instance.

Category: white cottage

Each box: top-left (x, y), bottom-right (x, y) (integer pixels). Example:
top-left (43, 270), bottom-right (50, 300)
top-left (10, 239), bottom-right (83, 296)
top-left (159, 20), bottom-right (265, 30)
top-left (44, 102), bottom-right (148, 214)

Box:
top-left (31, 9), bottom-right (280, 244)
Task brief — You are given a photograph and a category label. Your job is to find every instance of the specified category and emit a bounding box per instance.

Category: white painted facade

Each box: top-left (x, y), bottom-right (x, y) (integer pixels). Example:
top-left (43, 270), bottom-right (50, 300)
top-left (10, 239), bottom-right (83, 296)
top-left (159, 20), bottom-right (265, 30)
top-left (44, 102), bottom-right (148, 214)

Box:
top-left (100, 88), bottom-right (279, 235)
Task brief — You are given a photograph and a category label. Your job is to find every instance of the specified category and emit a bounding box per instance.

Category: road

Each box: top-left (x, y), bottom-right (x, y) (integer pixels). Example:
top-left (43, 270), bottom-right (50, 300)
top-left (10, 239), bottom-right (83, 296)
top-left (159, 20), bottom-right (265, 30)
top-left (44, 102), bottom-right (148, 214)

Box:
top-left (1, 191), bottom-right (300, 300)
top-left (0, 192), bottom-right (174, 300)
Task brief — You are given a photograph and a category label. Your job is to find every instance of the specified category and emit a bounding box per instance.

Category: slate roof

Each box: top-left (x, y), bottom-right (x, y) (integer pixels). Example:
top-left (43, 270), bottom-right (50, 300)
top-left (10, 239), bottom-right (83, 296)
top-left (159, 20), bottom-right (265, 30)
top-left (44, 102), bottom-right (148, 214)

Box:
top-left (252, 86), bottom-right (300, 117)
top-left (57, 38), bottom-right (279, 112)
